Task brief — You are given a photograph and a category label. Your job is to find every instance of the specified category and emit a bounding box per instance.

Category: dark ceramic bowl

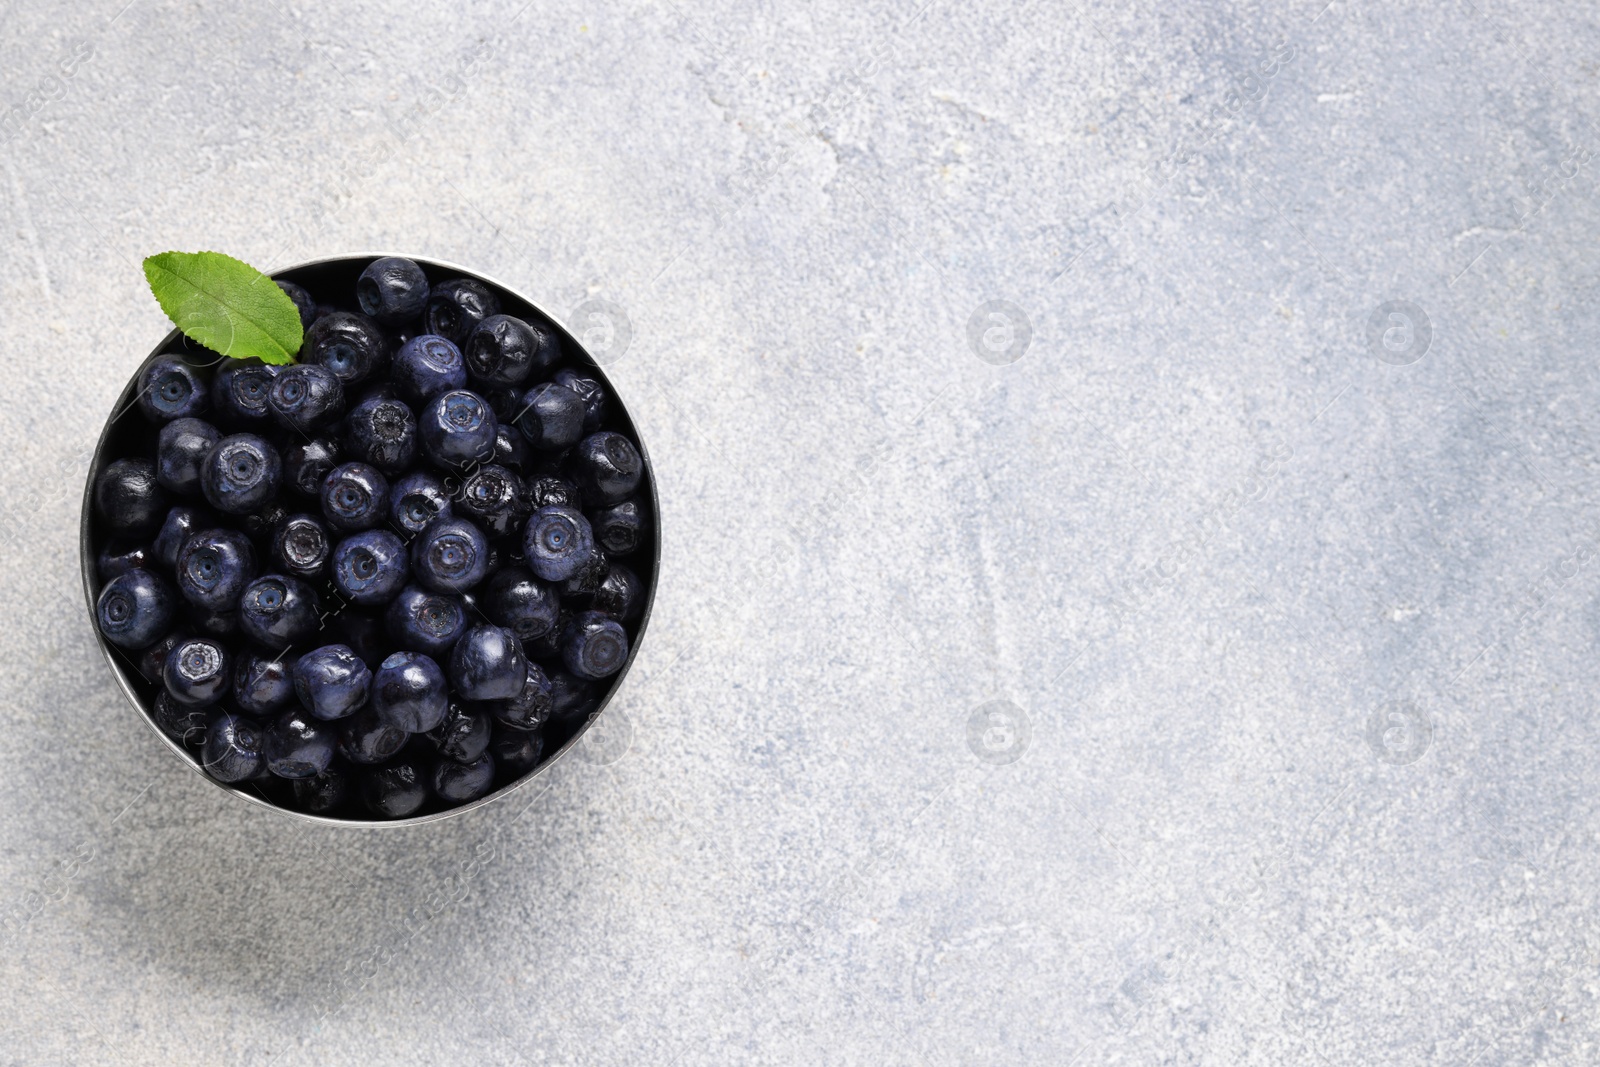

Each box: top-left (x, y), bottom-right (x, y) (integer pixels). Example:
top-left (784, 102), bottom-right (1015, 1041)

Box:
top-left (80, 255), bottom-right (659, 826)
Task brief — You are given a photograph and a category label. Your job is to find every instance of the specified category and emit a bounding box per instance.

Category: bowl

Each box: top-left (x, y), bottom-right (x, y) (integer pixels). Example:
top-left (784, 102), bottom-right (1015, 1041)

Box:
top-left (80, 254), bottom-right (659, 826)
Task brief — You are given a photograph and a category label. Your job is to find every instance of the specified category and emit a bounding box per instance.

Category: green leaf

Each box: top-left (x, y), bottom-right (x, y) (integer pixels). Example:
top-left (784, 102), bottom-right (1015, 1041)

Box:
top-left (142, 251), bottom-right (303, 365)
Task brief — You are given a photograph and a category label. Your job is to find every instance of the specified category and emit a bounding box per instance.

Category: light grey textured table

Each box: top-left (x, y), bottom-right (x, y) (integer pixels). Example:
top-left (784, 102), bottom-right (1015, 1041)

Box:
top-left (2, 0), bottom-right (1598, 1062)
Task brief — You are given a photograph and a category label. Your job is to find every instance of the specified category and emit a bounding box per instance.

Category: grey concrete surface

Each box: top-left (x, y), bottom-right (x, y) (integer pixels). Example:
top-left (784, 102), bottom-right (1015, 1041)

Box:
top-left (1, 0), bottom-right (1598, 1062)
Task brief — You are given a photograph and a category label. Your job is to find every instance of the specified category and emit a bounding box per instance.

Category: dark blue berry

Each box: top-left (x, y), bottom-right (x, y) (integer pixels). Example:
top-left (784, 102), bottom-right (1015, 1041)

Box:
top-left (513, 381), bottom-right (585, 451)
top-left (419, 389), bottom-right (497, 470)
top-left (557, 551), bottom-right (608, 598)
top-left (269, 364), bottom-right (345, 433)
top-left (151, 691), bottom-right (208, 745)
top-left (388, 470), bottom-right (452, 536)
top-left (277, 280), bottom-right (317, 330)
top-left (153, 505), bottom-right (208, 570)
top-left (96, 569), bottom-right (177, 648)
top-left (292, 643), bottom-right (372, 721)
top-left (239, 574), bottom-right (321, 648)
top-left (186, 603), bottom-right (240, 638)
top-left (455, 463), bottom-right (527, 539)
top-left (526, 608), bottom-right (571, 662)
top-left (432, 753), bottom-right (494, 803)
top-left (490, 723), bottom-right (544, 778)
top-left (96, 457), bottom-right (169, 536)
top-left (526, 476), bottom-right (582, 511)
top-left (291, 762), bottom-right (349, 813)
top-left (320, 462), bottom-right (389, 532)
top-left (335, 609), bottom-right (390, 670)
top-left (210, 359), bottom-right (281, 426)
top-left (426, 701), bottom-right (492, 762)
top-left (562, 611), bottom-right (629, 680)
top-left (360, 760), bottom-right (427, 818)
top-left (490, 660), bottom-right (552, 730)
top-left (283, 436), bottom-right (342, 498)
top-left (342, 396), bottom-right (417, 475)
top-left (553, 369), bottom-right (607, 431)
top-left (164, 635), bottom-right (231, 705)
top-left (202, 712), bottom-right (266, 783)
top-left (338, 702), bottom-right (409, 764)
top-left (392, 335), bottom-right (468, 404)
top-left (264, 708), bottom-right (337, 779)
top-left (97, 540), bottom-right (153, 581)
top-left (479, 565), bottom-right (560, 643)
top-left (465, 314), bottom-right (556, 388)
top-left (357, 257), bottom-right (429, 326)
top-left (175, 528), bottom-right (257, 612)
top-left (385, 585), bottom-right (467, 656)
top-left (548, 670), bottom-right (598, 721)
top-left (522, 505), bottom-right (597, 583)
top-left (411, 516), bottom-right (490, 594)
top-left (331, 529), bottom-right (410, 606)
top-left (589, 498), bottom-right (647, 556)
top-left (591, 562), bottom-right (645, 622)
top-left (424, 278), bottom-right (499, 347)
top-left (492, 423), bottom-right (530, 471)
top-left (138, 356), bottom-right (210, 423)
top-left (136, 627), bottom-right (192, 684)
top-left (449, 624), bottom-right (527, 701)
top-left (571, 432), bottom-right (642, 505)
top-left (156, 417), bottom-right (220, 496)
top-left (371, 651), bottom-right (448, 732)
top-left (200, 434), bottom-right (281, 515)
top-left (233, 649), bottom-right (297, 716)
top-left (240, 502), bottom-right (290, 547)
top-left (270, 513), bottom-right (331, 580)
top-left (303, 310), bottom-right (389, 384)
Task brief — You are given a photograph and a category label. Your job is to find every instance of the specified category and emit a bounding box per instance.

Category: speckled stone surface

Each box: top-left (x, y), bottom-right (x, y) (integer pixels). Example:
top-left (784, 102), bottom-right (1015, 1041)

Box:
top-left (3, 0), bottom-right (1600, 1062)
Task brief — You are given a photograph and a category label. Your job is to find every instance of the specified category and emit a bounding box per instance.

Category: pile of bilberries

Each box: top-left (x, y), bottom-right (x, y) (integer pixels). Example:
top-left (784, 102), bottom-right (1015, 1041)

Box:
top-left (91, 257), bottom-right (649, 818)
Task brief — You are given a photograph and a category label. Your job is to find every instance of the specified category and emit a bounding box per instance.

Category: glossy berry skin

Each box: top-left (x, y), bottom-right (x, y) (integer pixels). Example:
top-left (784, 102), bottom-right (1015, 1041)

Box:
top-left (388, 470), bottom-right (452, 537)
top-left (291, 763), bottom-right (349, 813)
top-left (513, 381), bottom-right (585, 451)
top-left (522, 506), bottom-right (597, 583)
top-left (269, 364), bottom-right (345, 434)
top-left (303, 310), bottom-right (389, 384)
top-left (277, 280), bottom-right (318, 329)
top-left (360, 760), bottom-right (427, 818)
top-left (138, 356), bottom-right (210, 423)
top-left (554, 369), bottom-right (607, 431)
top-left (338, 703), bottom-right (409, 765)
top-left (292, 644), bottom-right (372, 721)
top-left (150, 691), bottom-right (207, 746)
top-left (419, 389), bottom-right (498, 470)
top-left (490, 660), bottom-right (552, 731)
top-left (202, 713), bottom-right (266, 784)
top-left (156, 417), bottom-right (221, 496)
top-left (211, 359), bottom-right (280, 426)
top-left (136, 627), bottom-right (192, 685)
top-left (175, 528), bottom-right (257, 612)
top-left (233, 649), bottom-right (297, 716)
top-left (200, 434), bottom-right (281, 515)
top-left (342, 396), bottom-right (417, 475)
top-left (449, 624), bottom-right (527, 701)
top-left (357, 257), bottom-right (429, 325)
top-left (96, 569), bottom-right (177, 648)
top-left (154, 505), bottom-right (208, 570)
top-left (96, 458), bottom-right (170, 536)
top-left (456, 463), bottom-right (527, 539)
top-left (526, 476), bottom-right (582, 512)
top-left (97, 541), bottom-right (153, 581)
top-left (432, 753), bottom-right (494, 803)
top-left (371, 651), bottom-right (449, 733)
top-left (589, 498), bottom-right (646, 556)
top-left (163, 636), bottom-right (232, 705)
top-left (490, 723), bottom-right (544, 778)
top-left (491, 423), bottom-right (530, 471)
top-left (562, 611), bottom-right (629, 680)
top-left (465, 314), bottom-right (554, 388)
top-left (548, 670), bottom-right (598, 722)
top-left (411, 517), bottom-right (490, 594)
top-left (331, 529), bottom-right (410, 606)
top-left (283, 436), bottom-right (341, 499)
top-left (320, 462), bottom-right (389, 532)
top-left (264, 708), bottom-right (337, 779)
top-left (571, 432), bottom-right (643, 505)
top-left (427, 701), bottom-right (492, 763)
top-left (424, 278), bottom-right (499, 346)
top-left (392, 334), bottom-right (467, 405)
top-left (479, 566), bottom-right (560, 643)
top-left (239, 574), bottom-right (321, 649)
top-left (240, 502), bottom-right (290, 547)
top-left (557, 551), bottom-right (607, 598)
top-left (592, 563), bottom-right (644, 622)
top-left (386, 585), bottom-right (467, 656)
top-left (271, 513), bottom-right (332, 580)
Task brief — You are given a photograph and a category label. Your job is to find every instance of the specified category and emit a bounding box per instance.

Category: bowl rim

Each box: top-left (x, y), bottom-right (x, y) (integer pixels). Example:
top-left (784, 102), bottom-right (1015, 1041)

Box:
top-left (79, 252), bottom-right (661, 828)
